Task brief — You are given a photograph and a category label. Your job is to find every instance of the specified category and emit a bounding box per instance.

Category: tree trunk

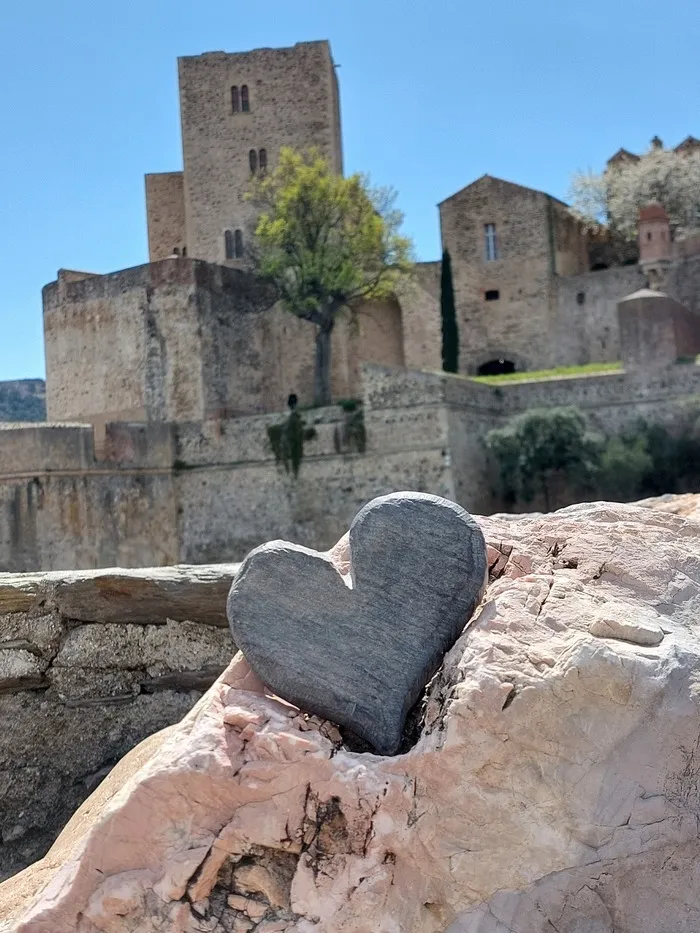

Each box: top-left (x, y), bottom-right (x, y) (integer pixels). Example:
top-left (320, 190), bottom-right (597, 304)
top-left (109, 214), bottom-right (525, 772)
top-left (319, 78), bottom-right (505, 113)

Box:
top-left (314, 323), bottom-right (333, 407)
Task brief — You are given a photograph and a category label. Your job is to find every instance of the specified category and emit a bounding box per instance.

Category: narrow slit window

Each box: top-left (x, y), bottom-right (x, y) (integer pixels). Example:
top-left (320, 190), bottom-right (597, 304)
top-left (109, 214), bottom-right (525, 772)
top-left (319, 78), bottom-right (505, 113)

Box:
top-left (259, 148), bottom-right (267, 173)
top-left (241, 85), bottom-right (250, 112)
top-left (484, 223), bottom-right (499, 262)
top-left (231, 86), bottom-right (240, 113)
top-left (249, 149), bottom-right (258, 174)
top-left (234, 229), bottom-right (244, 258)
top-left (224, 230), bottom-right (234, 260)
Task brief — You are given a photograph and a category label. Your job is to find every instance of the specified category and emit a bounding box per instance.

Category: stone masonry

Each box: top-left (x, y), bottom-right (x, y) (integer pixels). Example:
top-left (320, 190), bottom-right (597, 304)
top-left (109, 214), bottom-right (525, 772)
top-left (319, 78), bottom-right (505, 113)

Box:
top-left (146, 41), bottom-right (343, 265)
top-left (439, 176), bottom-right (587, 374)
top-left (0, 563), bottom-right (238, 879)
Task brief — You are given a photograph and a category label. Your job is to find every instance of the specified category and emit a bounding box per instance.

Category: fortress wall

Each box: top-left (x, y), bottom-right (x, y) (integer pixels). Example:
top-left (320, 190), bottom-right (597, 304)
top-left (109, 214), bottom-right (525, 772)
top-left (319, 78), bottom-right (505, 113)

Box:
top-left (43, 268), bottom-right (152, 423)
top-left (175, 406), bottom-right (347, 466)
top-left (0, 472), bottom-right (178, 573)
top-left (0, 424), bottom-right (95, 475)
top-left (399, 263), bottom-right (442, 373)
top-left (0, 422), bottom-right (175, 477)
top-left (145, 172), bottom-right (186, 262)
top-left (554, 265), bottom-right (645, 365)
top-left (0, 564), bottom-right (237, 880)
top-left (0, 420), bottom-right (182, 573)
top-left (176, 448), bottom-right (453, 564)
top-left (486, 365), bottom-right (700, 431)
top-left (666, 254), bottom-right (700, 315)
top-left (554, 257), bottom-right (700, 369)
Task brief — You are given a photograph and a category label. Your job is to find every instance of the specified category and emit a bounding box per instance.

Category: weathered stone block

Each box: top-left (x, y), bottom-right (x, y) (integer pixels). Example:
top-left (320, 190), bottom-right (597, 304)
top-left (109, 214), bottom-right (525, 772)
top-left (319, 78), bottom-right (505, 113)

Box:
top-left (0, 650), bottom-right (46, 693)
top-left (54, 620), bottom-right (234, 673)
top-left (53, 566), bottom-right (239, 625)
top-left (0, 611), bottom-right (63, 659)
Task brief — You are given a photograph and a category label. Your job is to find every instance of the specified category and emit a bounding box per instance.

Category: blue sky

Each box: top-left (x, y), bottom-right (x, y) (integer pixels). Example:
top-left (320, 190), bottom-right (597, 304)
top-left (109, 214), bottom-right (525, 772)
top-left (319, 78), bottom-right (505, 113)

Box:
top-left (1, 0), bottom-right (698, 380)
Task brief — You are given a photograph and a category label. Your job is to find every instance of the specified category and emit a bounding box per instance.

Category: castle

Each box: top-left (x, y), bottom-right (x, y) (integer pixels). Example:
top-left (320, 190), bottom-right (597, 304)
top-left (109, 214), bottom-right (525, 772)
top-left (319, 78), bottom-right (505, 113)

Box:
top-left (3, 39), bottom-right (700, 573)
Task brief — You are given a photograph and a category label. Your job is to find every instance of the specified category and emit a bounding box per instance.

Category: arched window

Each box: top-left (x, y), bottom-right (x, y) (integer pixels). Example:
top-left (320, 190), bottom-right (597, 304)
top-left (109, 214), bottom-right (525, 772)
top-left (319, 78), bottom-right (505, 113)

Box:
top-left (224, 230), bottom-right (234, 260)
top-left (249, 149), bottom-right (258, 174)
top-left (241, 85), bottom-right (250, 112)
top-left (231, 86), bottom-right (240, 113)
top-left (234, 229), bottom-right (244, 258)
top-left (259, 148), bottom-right (267, 173)
top-left (182, 246), bottom-right (187, 257)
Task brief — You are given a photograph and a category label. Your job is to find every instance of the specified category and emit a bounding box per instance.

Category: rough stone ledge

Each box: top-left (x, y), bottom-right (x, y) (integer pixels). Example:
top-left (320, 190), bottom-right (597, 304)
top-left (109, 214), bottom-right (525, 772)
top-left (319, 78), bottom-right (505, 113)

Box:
top-left (0, 563), bottom-right (240, 624)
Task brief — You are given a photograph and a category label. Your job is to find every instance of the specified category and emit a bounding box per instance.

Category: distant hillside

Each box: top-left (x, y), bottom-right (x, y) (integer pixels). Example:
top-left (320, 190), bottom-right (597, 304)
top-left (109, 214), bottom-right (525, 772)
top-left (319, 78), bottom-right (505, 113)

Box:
top-left (0, 379), bottom-right (47, 422)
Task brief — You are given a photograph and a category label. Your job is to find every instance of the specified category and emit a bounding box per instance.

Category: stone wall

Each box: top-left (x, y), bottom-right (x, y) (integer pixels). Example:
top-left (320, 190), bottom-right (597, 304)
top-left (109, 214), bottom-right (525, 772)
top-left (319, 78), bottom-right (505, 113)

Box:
top-left (178, 41), bottom-right (342, 264)
top-left (0, 388), bottom-right (453, 571)
top-left (5, 362), bottom-right (700, 573)
top-left (0, 564), bottom-right (238, 880)
top-left (0, 422), bottom-right (177, 573)
top-left (42, 258), bottom-right (414, 426)
top-left (554, 265), bottom-right (647, 364)
top-left (665, 254), bottom-right (700, 315)
top-left (145, 172), bottom-right (186, 262)
top-left (399, 262), bottom-right (442, 373)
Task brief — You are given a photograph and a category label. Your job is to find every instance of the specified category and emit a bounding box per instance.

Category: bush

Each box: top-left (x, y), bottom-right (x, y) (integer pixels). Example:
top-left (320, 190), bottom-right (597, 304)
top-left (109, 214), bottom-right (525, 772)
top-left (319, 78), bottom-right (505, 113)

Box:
top-left (486, 407), bottom-right (602, 510)
top-left (487, 408), bottom-right (700, 511)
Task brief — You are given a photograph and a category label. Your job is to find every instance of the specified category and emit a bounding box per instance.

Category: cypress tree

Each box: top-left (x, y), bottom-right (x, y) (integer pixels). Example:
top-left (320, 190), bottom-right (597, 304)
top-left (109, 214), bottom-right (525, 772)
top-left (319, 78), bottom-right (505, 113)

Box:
top-left (440, 249), bottom-right (459, 373)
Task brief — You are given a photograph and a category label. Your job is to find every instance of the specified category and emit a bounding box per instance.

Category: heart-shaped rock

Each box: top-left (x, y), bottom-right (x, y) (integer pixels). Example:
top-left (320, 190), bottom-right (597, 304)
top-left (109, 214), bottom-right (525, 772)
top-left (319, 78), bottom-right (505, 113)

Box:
top-left (226, 492), bottom-right (487, 755)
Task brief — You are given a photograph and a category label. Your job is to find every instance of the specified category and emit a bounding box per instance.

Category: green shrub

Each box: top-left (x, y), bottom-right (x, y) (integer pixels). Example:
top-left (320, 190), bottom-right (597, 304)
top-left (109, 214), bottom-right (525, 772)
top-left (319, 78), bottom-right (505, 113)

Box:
top-left (486, 407), bottom-right (602, 510)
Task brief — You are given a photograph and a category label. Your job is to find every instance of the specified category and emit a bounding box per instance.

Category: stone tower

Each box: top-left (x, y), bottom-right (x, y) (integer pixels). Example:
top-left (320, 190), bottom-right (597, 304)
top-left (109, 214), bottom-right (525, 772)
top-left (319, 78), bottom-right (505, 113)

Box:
top-left (145, 41), bottom-right (343, 266)
top-left (638, 202), bottom-right (671, 289)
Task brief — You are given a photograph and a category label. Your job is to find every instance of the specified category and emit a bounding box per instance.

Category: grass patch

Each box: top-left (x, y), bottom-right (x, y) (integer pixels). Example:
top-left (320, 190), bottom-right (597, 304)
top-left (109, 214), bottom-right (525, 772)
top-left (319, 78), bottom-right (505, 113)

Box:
top-left (471, 361), bottom-right (624, 384)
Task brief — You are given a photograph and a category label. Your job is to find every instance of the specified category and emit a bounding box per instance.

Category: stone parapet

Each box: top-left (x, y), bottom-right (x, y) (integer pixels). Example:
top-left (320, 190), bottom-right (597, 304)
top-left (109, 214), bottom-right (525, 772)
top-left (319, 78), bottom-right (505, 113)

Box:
top-left (0, 563), bottom-right (238, 880)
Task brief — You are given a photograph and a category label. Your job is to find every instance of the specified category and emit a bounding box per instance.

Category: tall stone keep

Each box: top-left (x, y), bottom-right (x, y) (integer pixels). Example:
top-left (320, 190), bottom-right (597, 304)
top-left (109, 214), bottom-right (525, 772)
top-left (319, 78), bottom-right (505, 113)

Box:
top-left (145, 41), bottom-right (343, 266)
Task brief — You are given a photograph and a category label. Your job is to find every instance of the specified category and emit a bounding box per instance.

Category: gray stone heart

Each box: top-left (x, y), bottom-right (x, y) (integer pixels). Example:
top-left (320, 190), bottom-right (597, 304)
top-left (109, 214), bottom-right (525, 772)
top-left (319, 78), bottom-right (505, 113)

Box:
top-left (226, 492), bottom-right (487, 755)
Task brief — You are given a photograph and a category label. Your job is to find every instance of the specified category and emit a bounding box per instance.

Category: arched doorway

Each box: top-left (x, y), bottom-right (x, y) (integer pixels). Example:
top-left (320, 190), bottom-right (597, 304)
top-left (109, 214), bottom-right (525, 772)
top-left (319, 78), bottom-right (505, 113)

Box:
top-left (477, 358), bottom-right (516, 376)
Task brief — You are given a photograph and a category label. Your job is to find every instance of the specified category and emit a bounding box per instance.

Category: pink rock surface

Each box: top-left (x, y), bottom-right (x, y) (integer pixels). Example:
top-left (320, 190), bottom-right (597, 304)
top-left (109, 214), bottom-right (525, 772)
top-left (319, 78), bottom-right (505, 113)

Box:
top-left (3, 501), bottom-right (700, 932)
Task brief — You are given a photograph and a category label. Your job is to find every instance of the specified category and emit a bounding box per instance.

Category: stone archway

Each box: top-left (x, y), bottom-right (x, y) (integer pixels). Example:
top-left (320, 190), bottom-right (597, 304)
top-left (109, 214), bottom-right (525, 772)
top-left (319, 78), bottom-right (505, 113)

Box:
top-left (476, 357), bottom-right (516, 376)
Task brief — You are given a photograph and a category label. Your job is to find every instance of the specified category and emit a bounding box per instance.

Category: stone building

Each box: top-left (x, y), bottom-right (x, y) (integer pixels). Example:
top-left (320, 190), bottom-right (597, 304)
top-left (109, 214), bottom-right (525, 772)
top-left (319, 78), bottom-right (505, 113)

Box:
top-left (145, 41), bottom-right (342, 265)
top-left (438, 175), bottom-right (590, 374)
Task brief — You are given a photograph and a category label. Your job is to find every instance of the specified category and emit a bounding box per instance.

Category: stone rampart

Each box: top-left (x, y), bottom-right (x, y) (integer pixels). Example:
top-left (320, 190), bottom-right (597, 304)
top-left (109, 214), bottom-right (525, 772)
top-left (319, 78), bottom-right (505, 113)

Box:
top-left (4, 363), bottom-right (700, 572)
top-left (0, 564), bottom-right (238, 880)
top-left (554, 265), bottom-right (645, 365)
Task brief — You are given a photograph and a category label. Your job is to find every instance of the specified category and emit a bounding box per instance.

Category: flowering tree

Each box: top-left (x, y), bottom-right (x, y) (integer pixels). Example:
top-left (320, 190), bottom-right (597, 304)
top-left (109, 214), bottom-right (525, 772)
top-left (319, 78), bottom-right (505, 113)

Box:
top-left (569, 149), bottom-right (700, 240)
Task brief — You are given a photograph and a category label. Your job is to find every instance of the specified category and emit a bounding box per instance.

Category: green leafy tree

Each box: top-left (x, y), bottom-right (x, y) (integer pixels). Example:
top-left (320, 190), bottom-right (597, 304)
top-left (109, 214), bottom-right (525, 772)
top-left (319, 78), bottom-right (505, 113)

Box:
top-left (486, 407), bottom-right (602, 510)
top-left (248, 148), bottom-right (414, 406)
top-left (440, 249), bottom-right (459, 373)
top-left (569, 147), bottom-right (700, 240)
